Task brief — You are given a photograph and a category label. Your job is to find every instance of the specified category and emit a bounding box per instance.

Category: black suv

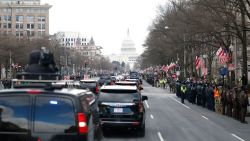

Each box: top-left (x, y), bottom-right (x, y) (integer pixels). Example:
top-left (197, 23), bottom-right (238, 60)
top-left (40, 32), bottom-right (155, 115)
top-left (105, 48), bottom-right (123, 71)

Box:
top-left (98, 85), bottom-right (148, 137)
top-left (98, 76), bottom-right (111, 86)
top-left (79, 79), bottom-right (100, 95)
top-left (0, 84), bottom-right (102, 141)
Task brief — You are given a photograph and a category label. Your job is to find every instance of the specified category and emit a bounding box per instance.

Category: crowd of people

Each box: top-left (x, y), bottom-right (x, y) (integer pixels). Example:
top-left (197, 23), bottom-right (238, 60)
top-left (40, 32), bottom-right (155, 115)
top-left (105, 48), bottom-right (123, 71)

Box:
top-left (175, 80), bottom-right (249, 123)
top-left (143, 71), bottom-right (249, 124)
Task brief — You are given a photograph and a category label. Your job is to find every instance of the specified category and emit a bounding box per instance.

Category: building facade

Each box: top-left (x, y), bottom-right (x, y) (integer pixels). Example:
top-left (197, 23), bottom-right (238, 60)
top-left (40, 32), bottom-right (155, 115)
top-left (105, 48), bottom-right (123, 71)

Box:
top-left (0, 0), bottom-right (51, 38)
top-left (56, 31), bottom-right (102, 59)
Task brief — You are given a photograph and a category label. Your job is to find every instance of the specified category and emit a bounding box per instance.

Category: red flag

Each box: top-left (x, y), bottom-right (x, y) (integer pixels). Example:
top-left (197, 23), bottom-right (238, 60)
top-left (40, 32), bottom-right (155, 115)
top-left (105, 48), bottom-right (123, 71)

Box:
top-left (195, 56), bottom-right (201, 70)
top-left (216, 47), bottom-right (224, 58)
top-left (162, 65), bottom-right (168, 72)
top-left (219, 53), bottom-right (229, 64)
top-left (168, 63), bottom-right (176, 70)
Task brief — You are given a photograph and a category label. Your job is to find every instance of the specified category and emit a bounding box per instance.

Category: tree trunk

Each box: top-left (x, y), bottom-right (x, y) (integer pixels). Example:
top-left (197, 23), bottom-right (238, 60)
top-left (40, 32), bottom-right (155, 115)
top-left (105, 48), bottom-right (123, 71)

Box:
top-left (241, 5), bottom-right (248, 85)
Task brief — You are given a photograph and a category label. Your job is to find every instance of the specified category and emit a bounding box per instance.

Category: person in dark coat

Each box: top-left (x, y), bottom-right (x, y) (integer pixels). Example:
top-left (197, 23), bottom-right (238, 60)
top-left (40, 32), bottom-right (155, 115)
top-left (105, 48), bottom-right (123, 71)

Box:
top-left (239, 86), bottom-right (249, 123)
top-left (241, 74), bottom-right (248, 87)
top-left (226, 88), bottom-right (233, 117)
top-left (201, 82), bottom-right (207, 108)
top-left (221, 86), bottom-right (228, 115)
top-left (232, 87), bottom-right (240, 120)
top-left (25, 47), bottom-right (58, 73)
top-left (191, 82), bottom-right (197, 104)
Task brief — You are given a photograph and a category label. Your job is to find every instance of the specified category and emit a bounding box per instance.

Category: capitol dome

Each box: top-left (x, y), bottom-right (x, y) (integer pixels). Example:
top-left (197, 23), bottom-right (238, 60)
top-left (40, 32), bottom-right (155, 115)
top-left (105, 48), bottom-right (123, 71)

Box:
top-left (121, 29), bottom-right (137, 55)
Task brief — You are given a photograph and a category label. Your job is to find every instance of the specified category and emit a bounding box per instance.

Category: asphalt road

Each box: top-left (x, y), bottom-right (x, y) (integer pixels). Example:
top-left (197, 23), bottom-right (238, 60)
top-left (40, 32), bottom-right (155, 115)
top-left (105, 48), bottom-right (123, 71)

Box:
top-left (102, 81), bottom-right (250, 141)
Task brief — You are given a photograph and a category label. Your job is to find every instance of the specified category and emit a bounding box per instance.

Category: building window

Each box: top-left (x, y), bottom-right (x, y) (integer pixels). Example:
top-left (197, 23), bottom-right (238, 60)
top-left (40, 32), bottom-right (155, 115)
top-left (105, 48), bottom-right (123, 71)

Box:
top-left (16, 31), bottom-right (23, 37)
top-left (3, 23), bottom-right (7, 28)
top-left (16, 23), bottom-right (23, 29)
top-left (38, 23), bottom-right (45, 30)
top-left (38, 31), bottom-right (45, 36)
top-left (3, 23), bottom-right (12, 29)
top-left (0, 16), bottom-right (1, 21)
top-left (71, 38), bottom-right (73, 41)
top-left (27, 16), bottom-right (35, 22)
top-left (38, 16), bottom-right (45, 22)
top-left (27, 31), bottom-right (35, 37)
top-left (27, 23), bottom-right (34, 29)
top-left (3, 15), bottom-right (11, 22)
top-left (15, 8), bottom-right (23, 13)
top-left (16, 15), bottom-right (23, 22)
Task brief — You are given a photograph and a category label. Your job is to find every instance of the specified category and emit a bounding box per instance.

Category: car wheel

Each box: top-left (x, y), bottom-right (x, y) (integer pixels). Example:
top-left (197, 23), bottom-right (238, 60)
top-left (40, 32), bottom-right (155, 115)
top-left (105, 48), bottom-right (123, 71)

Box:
top-left (137, 123), bottom-right (145, 137)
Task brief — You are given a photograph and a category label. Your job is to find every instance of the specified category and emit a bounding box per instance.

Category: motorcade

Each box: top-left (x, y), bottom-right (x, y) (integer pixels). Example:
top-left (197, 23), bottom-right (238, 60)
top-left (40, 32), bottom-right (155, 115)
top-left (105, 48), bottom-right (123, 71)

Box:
top-left (98, 85), bottom-right (148, 137)
top-left (79, 79), bottom-right (100, 95)
top-left (0, 82), bottom-right (102, 141)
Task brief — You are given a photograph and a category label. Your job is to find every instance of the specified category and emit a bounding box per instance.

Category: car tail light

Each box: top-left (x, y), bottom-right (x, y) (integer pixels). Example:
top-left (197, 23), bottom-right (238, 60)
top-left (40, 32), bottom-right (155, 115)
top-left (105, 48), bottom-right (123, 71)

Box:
top-left (78, 113), bottom-right (88, 134)
top-left (138, 101), bottom-right (143, 113)
top-left (95, 85), bottom-right (99, 94)
top-left (27, 90), bottom-right (41, 94)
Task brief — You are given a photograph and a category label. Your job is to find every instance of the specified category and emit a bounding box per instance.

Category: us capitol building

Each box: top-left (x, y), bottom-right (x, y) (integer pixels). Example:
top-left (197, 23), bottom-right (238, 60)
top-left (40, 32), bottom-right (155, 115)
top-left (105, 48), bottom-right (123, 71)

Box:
top-left (108, 30), bottom-right (138, 69)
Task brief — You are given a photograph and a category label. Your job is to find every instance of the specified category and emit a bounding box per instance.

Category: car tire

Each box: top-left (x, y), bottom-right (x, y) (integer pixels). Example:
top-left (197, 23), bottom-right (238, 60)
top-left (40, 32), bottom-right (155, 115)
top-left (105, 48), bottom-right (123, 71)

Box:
top-left (137, 123), bottom-right (145, 137)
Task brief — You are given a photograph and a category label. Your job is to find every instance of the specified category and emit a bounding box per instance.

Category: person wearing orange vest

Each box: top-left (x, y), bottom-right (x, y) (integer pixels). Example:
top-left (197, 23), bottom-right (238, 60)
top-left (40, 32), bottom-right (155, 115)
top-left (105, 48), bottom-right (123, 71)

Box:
top-left (214, 86), bottom-right (219, 98)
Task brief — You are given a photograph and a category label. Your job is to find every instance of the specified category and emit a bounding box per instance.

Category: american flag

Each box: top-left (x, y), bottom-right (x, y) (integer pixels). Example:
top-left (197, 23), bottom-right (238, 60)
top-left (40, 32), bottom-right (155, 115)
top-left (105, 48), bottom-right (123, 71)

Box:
top-left (216, 47), bottom-right (225, 58)
top-left (219, 53), bottom-right (229, 64)
top-left (162, 65), bottom-right (168, 72)
top-left (195, 56), bottom-right (201, 70)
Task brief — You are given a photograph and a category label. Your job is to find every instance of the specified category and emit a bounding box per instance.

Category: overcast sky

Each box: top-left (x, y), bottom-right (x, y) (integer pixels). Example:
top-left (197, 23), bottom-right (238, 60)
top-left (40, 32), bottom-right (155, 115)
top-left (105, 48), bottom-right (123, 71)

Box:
top-left (41, 0), bottom-right (168, 55)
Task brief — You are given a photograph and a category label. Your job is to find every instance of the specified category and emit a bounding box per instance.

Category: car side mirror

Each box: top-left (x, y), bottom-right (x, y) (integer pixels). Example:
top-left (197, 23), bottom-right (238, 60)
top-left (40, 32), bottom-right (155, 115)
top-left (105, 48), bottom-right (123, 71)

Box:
top-left (142, 95), bottom-right (148, 101)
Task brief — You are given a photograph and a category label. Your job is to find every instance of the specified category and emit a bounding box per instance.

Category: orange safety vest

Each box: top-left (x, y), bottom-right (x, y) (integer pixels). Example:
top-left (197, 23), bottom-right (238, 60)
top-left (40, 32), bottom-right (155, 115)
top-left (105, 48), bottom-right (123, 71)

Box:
top-left (214, 88), bottom-right (219, 98)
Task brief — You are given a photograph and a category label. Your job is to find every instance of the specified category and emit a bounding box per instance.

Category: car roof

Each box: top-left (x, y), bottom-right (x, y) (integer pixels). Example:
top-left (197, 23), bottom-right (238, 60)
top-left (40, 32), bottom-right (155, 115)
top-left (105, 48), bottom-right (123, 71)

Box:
top-left (100, 85), bottom-right (137, 90)
top-left (80, 79), bottom-right (97, 82)
top-left (0, 88), bottom-right (92, 97)
top-left (125, 79), bottom-right (139, 81)
top-left (115, 81), bottom-right (137, 84)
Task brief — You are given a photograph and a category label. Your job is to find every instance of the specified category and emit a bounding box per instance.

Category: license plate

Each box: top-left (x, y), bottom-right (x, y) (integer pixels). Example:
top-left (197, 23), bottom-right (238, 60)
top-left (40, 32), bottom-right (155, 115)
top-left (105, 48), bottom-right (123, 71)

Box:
top-left (114, 108), bottom-right (123, 113)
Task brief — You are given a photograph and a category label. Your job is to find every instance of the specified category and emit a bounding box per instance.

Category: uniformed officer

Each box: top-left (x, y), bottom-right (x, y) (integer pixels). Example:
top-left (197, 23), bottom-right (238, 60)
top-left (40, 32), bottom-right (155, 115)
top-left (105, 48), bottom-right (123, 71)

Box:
top-left (180, 82), bottom-right (187, 104)
top-left (226, 87), bottom-right (233, 117)
top-left (221, 86), bottom-right (228, 115)
top-left (232, 87), bottom-right (240, 120)
top-left (239, 86), bottom-right (249, 123)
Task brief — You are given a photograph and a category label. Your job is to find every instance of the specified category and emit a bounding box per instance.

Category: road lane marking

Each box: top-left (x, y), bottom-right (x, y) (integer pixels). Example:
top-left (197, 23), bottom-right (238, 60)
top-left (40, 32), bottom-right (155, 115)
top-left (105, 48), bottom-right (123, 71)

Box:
top-left (231, 134), bottom-right (245, 141)
top-left (201, 115), bottom-right (209, 120)
top-left (171, 97), bottom-right (190, 109)
top-left (145, 100), bottom-right (149, 108)
top-left (150, 114), bottom-right (154, 119)
top-left (157, 132), bottom-right (164, 141)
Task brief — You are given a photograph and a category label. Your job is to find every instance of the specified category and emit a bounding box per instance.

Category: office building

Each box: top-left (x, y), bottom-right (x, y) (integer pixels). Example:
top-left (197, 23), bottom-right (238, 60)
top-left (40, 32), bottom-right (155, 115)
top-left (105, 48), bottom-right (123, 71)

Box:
top-left (0, 0), bottom-right (51, 38)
